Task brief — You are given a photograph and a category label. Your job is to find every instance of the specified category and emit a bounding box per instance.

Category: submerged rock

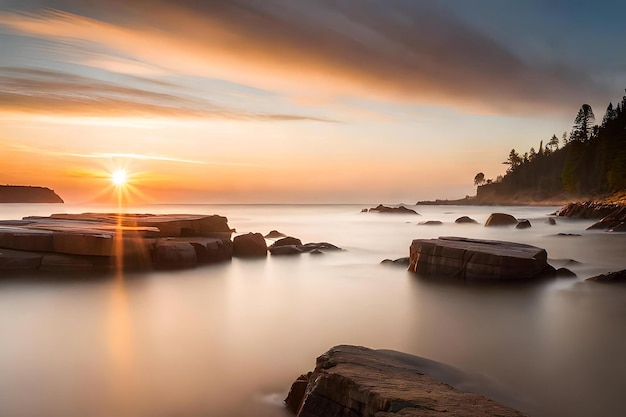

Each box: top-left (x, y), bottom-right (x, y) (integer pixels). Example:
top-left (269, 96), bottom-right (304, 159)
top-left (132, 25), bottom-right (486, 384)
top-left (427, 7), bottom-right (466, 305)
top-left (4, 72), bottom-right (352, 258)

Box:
top-left (269, 245), bottom-right (303, 256)
top-left (265, 230), bottom-right (287, 238)
top-left (419, 220), bottom-right (443, 226)
top-left (271, 236), bottom-right (303, 247)
top-left (381, 257), bottom-right (410, 266)
top-left (286, 345), bottom-right (526, 417)
top-left (455, 216), bottom-right (478, 224)
top-left (484, 213), bottom-right (518, 227)
top-left (515, 219), bottom-right (532, 229)
top-left (409, 236), bottom-right (553, 281)
top-left (364, 204), bottom-right (419, 215)
top-left (545, 218), bottom-right (557, 225)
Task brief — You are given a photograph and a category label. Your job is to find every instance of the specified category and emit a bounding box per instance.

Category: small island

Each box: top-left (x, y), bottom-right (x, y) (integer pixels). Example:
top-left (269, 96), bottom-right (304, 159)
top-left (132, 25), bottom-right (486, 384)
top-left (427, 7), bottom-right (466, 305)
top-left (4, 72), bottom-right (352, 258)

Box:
top-left (0, 185), bottom-right (64, 203)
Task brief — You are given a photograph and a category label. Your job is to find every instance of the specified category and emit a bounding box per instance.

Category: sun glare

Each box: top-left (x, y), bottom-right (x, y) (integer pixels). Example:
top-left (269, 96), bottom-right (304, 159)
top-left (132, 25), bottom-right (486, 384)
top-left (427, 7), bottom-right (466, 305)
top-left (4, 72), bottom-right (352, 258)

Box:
top-left (111, 169), bottom-right (127, 186)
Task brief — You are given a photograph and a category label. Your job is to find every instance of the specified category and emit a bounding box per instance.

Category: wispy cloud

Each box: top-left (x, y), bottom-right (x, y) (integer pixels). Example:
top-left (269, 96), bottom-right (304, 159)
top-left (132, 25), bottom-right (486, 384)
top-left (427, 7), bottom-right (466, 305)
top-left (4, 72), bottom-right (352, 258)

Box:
top-left (0, 66), bottom-right (336, 121)
top-left (0, 1), bottom-right (607, 115)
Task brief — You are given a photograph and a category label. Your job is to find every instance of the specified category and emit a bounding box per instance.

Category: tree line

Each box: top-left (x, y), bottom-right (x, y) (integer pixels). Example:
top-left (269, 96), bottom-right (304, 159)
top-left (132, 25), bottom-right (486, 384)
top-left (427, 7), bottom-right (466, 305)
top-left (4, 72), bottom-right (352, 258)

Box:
top-left (474, 89), bottom-right (626, 198)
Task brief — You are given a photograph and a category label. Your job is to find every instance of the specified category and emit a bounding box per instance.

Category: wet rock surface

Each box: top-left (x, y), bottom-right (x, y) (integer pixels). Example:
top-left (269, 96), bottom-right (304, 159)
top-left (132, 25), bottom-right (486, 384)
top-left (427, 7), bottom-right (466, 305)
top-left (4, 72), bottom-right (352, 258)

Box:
top-left (409, 236), bottom-right (553, 281)
top-left (455, 216), bottom-right (478, 224)
top-left (586, 270), bottom-right (626, 282)
top-left (286, 345), bottom-right (527, 417)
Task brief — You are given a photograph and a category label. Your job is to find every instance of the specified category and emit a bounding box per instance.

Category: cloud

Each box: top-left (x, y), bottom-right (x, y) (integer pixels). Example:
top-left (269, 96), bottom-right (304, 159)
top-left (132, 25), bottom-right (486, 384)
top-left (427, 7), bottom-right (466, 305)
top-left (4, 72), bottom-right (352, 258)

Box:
top-left (0, 1), bottom-right (607, 115)
top-left (0, 66), bottom-right (335, 121)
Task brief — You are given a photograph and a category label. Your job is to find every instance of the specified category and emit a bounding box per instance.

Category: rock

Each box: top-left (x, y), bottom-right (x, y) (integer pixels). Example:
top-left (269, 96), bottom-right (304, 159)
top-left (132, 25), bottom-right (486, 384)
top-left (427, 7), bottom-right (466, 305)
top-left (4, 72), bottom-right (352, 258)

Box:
top-left (545, 218), bottom-right (557, 225)
top-left (288, 345), bottom-right (526, 417)
top-left (555, 233), bottom-right (581, 237)
top-left (0, 249), bottom-right (43, 271)
top-left (52, 231), bottom-right (115, 256)
top-left (0, 227), bottom-right (54, 252)
top-left (269, 245), bottom-right (303, 256)
top-left (271, 236), bottom-right (303, 247)
top-left (285, 373), bottom-right (310, 414)
top-left (381, 257), bottom-right (410, 266)
top-left (455, 216), bottom-right (478, 224)
top-left (419, 220), bottom-right (443, 226)
top-left (40, 254), bottom-right (95, 272)
top-left (587, 207), bottom-right (626, 231)
top-left (555, 267), bottom-right (577, 278)
top-left (515, 219), bottom-right (532, 229)
top-left (360, 208), bottom-right (368, 213)
top-left (484, 213), bottom-right (517, 227)
top-left (299, 242), bottom-right (342, 252)
top-left (365, 204), bottom-right (419, 215)
top-left (409, 236), bottom-right (552, 281)
top-left (586, 270), bottom-right (626, 282)
top-left (233, 233), bottom-right (267, 257)
top-left (310, 249), bottom-right (323, 255)
top-left (179, 237), bottom-right (232, 264)
top-left (265, 230), bottom-right (287, 238)
top-left (555, 201), bottom-right (623, 219)
top-left (609, 223), bottom-right (626, 232)
top-left (153, 239), bottom-right (198, 270)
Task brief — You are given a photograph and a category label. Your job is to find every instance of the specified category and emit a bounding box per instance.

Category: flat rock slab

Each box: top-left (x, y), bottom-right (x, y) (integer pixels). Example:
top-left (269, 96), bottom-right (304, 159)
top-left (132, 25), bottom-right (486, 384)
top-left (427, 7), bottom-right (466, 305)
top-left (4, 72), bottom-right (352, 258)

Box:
top-left (289, 345), bottom-right (526, 417)
top-left (409, 236), bottom-right (551, 280)
top-left (0, 213), bottom-right (234, 274)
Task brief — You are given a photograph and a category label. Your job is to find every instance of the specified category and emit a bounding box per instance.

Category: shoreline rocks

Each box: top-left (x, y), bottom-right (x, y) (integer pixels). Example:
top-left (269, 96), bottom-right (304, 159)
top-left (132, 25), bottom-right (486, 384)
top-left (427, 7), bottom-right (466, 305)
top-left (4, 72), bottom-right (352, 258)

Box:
top-left (0, 213), bottom-right (234, 273)
top-left (286, 345), bottom-right (526, 417)
top-left (484, 213), bottom-right (517, 227)
top-left (409, 236), bottom-right (554, 281)
top-left (586, 270), bottom-right (626, 283)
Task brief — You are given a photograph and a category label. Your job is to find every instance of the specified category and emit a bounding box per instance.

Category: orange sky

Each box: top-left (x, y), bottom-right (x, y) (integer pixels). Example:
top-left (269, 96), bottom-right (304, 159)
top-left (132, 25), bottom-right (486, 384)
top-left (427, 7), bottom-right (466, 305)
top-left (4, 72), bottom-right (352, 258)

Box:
top-left (0, 1), bottom-right (622, 203)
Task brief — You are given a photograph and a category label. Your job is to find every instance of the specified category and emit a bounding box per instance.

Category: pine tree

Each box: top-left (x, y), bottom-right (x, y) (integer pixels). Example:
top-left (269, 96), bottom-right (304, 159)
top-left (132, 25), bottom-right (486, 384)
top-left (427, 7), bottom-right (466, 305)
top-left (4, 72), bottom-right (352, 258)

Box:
top-left (572, 104), bottom-right (595, 142)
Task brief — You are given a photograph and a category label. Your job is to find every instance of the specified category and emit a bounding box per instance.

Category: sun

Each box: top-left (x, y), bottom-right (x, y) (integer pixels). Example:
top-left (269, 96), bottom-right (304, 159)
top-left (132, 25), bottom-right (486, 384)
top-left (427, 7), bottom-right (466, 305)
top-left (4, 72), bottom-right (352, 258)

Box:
top-left (111, 169), bottom-right (128, 186)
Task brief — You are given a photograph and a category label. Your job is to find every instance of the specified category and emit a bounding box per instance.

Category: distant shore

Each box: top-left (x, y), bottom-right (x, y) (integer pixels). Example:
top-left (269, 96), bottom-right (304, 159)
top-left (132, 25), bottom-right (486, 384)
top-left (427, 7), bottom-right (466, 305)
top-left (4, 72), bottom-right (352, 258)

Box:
top-left (0, 185), bottom-right (63, 203)
top-left (417, 191), bottom-right (626, 207)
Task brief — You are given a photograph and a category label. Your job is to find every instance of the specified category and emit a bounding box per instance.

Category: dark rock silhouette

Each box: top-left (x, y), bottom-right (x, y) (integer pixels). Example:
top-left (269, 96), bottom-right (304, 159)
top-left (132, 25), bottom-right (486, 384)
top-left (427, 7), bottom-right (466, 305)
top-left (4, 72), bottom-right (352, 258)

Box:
top-left (265, 230), bottom-right (287, 238)
top-left (586, 206), bottom-right (626, 231)
top-left (555, 268), bottom-right (577, 278)
top-left (455, 216), bottom-right (478, 224)
top-left (418, 220), bottom-right (443, 225)
top-left (545, 218), bottom-right (557, 225)
top-left (587, 270), bottom-right (626, 282)
top-left (0, 185), bottom-right (63, 203)
top-left (286, 345), bottom-right (526, 417)
top-left (484, 213), bottom-right (517, 227)
top-left (516, 219), bottom-right (532, 229)
top-left (271, 236), bottom-right (303, 247)
top-left (364, 204), bottom-right (418, 214)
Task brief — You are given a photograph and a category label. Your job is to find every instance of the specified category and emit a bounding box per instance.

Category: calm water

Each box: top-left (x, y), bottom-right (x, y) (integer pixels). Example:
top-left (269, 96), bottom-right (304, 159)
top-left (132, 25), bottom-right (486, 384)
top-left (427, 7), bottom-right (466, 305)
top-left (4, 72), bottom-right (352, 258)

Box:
top-left (0, 203), bottom-right (625, 417)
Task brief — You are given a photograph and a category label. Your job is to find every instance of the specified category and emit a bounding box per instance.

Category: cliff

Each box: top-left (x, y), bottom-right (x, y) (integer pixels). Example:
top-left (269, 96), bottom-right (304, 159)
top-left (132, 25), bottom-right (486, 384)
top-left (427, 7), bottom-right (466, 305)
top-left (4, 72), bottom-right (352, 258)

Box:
top-left (0, 186), bottom-right (64, 203)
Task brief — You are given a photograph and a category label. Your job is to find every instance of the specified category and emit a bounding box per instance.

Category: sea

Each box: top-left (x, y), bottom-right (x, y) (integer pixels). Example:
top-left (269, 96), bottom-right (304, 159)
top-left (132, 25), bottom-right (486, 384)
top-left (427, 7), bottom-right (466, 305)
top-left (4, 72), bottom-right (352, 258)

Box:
top-left (0, 203), bottom-right (625, 417)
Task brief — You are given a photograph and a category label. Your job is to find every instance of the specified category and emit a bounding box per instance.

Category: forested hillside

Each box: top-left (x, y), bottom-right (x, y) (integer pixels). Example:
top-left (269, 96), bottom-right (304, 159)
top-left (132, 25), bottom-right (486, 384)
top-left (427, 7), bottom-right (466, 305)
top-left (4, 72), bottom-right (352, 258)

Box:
top-left (476, 90), bottom-right (626, 201)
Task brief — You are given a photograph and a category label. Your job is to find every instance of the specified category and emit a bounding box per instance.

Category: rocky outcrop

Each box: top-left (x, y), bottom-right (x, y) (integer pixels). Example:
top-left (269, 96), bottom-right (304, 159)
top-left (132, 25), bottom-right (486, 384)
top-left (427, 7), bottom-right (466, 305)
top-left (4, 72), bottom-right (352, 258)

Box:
top-left (555, 201), bottom-right (623, 219)
top-left (286, 345), bottom-right (526, 417)
top-left (455, 216), bottom-right (478, 224)
top-left (484, 213), bottom-right (517, 227)
top-left (419, 220), bottom-right (443, 226)
top-left (515, 219), bottom-right (532, 229)
top-left (0, 185), bottom-right (63, 203)
top-left (0, 213), bottom-right (233, 273)
top-left (233, 233), bottom-right (267, 257)
top-left (409, 236), bottom-right (553, 281)
top-left (586, 206), bottom-right (626, 231)
top-left (271, 236), bottom-right (303, 247)
top-left (364, 205), bottom-right (419, 215)
top-left (586, 270), bottom-right (626, 282)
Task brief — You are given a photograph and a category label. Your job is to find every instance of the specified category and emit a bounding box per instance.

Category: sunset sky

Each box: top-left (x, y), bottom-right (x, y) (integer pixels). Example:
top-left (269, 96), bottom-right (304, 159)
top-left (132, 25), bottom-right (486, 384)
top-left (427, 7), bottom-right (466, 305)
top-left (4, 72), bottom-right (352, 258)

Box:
top-left (1, 0), bottom-right (625, 203)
